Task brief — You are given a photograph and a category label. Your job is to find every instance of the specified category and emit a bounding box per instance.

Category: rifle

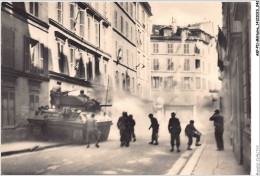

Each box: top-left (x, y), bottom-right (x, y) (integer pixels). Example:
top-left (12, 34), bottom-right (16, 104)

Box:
top-left (61, 89), bottom-right (77, 96)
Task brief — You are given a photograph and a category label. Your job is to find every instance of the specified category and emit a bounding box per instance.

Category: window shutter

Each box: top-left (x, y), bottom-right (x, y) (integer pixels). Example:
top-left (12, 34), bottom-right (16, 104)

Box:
top-left (43, 45), bottom-right (48, 76)
top-left (24, 37), bottom-right (30, 71)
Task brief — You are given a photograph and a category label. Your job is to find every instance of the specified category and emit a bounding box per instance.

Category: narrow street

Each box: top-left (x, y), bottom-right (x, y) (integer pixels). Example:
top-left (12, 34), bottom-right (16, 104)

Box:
top-left (2, 136), bottom-right (193, 175)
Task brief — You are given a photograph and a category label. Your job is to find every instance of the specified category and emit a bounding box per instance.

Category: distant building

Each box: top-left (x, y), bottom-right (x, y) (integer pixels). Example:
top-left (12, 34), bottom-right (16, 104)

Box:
top-left (135, 2), bottom-right (153, 101)
top-left (48, 2), bottom-right (112, 104)
top-left (150, 20), bottom-right (220, 125)
top-left (111, 2), bottom-right (152, 102)
top-left (1, 2), bottom-right (49, 142)
top-left (218, 2), bottom-right (251, 173)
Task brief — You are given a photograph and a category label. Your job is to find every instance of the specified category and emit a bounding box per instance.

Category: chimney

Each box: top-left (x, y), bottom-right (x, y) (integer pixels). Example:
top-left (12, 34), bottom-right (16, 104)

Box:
top-left (171, 17), bottom-right (177, 34)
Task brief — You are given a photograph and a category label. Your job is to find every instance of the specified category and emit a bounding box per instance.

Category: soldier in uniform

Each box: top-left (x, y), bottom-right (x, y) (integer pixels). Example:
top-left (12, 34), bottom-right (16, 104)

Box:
top-left (117, 112), bottom-right (129, 147)
top-left (185, 120), bottom-right (201, 150)
top-left (168, 112), bottom-right (181, 152)
top-left (78, 90), bottom-right (89, 101)
top-left (210, 109), bottom-right (224, 150)
top-left (85, 113), bottom-right (101, 148)
top-left (50, 81), bottom-right (62, 108)
top-left (148, 114), bottom-right (159, 145)
top-left (129, 114), bottom-right (136, 142)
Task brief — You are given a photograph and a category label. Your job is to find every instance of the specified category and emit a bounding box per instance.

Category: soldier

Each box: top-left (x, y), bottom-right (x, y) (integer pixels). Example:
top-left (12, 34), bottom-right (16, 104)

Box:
top-left (210, 109), bottom-right (224, 150)
top-left (117, 112), bottom-right (129, 147)
top-left (148, 114), bottom-right (159, 145)
top-left (50, 81), bottom-right (62, 108)
top-left (168, 112), bottom-right (181, 152)
top-left (185, 120), bottom-right (201, 150)
top-left (85, 113), bottom-right (101, 148)
top-left (129, 114), bottom-right (136, 142)
top-left (78, 90), bottom-right (89, 102)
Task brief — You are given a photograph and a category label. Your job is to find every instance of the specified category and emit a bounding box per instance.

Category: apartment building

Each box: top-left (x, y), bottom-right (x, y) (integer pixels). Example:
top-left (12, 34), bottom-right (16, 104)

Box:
top-left (1, 2), bottom-right (49, 142)
top-left (48, 2), bottom-right (112, 104)
top-left (150, 21), bottom-right (219, 125)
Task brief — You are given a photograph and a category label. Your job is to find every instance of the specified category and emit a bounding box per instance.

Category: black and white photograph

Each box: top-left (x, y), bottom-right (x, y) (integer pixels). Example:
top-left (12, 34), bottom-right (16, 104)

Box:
top-left (1, 1), bottom-right (258, 175)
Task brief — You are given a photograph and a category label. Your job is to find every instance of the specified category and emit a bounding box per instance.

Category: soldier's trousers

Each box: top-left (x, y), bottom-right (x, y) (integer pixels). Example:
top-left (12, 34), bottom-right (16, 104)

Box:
top-left (151, 129), bottom-right (158, 142)
top-left (171, 133), bottom-right (180, 147)
top-left (215, 129), bottom-right (224, 149)
top-left (187, 133), bottom-right (201, 146)
top-left (120, 128), bottom-right (131, 145)
top-left (86, 129), bottom-right (101, 145)
top-left (130, 128), bottom-right (136, 140)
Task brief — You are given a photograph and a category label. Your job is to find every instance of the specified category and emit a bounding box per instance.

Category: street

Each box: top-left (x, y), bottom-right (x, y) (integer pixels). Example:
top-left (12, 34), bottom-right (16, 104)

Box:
top-left (1, 135), bottom-right (193, 175)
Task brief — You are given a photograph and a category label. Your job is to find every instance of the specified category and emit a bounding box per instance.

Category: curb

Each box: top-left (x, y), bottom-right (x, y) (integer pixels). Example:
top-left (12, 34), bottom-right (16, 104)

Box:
top-left (1, 143), bottom-right (71, 157)
top-left (179, 141), bottom-right (207, 175)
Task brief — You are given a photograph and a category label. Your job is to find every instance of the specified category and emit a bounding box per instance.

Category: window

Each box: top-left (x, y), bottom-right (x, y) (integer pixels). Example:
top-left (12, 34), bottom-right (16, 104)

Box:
top-left (184, 77), bottom-right (192, 89)
top-left (75, 53), bottom-right (85, 79)
top-left (79, 10), bottom-right (85, 37)
top-left (126, 21), bottom-right (129, 38)
top-left (115, 41), bottom-right (118, 58)
top-left (184, 44), bottom-right (189, 54)
top-left (196, 77), bottom-right (201, 89)
top-left (69, 48), bottom-right (75, 76)
top-left (103, 27), bottom-right (107, 50)
top-left (114, 11), bottom-right (117, 28)
top-left (194, 44), bottom-right (200, 54)
top-left (29, 2), bottom-right (39, 17)
top-left (70, 3), bottom-right (75, 31)
top-left (195, 59), bottom-right (201, 71)
top-left (103, 2), bottom-right (107, 18)
top-left (2, 28), bottom-right (14, 67)
top-left (95, 20), bottom-right (99, 46)
top-left (126, 49), bottom-right (129, 65)
top-left (87, 14), bottom-right (92, 41)
top-left (115, 71), bottom-right (119, 88)
top-left (202, 78), bottom-right (206, 89)
top-left (168, 44), bottom-right (173, 53)
top-left (131, 26), bottom-right (133, 41)
top-left (132, 77), bottom-right (135, 93)
top-left (164, 76), bottom-right (174, 89)
top-left (24, 37), bottom-right (46, 75)
top-left (184, 59), bottom-right (190, 71)
top-left (137, 3), bottom-right (139, 20)
top-left (153, 59), bottom-right (159, 70)
top-left (57, 41), bottom-right (68, 74)
top-left (152, 77), bottom-right (162, 88)
top-left (130, 3), bottom-right (133, 17)
top-left (57, 2), bottom-right (63, 24)
top-left (126, 2), bottom-right (128, 12)
top-left (120, 16), bottom-right (124, 33)
top-left (2, 89), bottom-right (15, 128)
top-left (153, 43), bottom-right (159, 53)
top-left (29, 92), bottom-right (39, 118)
top-left (167, 58), bottom-right (174, 70)
top-left (122, 73), bottom-right (125, 90)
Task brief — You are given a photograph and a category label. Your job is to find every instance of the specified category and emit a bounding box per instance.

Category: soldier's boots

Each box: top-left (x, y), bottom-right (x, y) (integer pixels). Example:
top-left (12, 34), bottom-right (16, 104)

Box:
top-left (154, 141), bottom-right (159, 145)
top-left (86, 144), bottom-right (90, 148)
top-left (149, 141), bottom-right (154, 145)
top-left (121, 142), bottom-right (125, 147)
top-left (177, 148), bottom-right (181, 152)
top-left (170, 147), bottom-right (174, 152)
top-left (195, 143), bottom-right (201, 146)
top-left (133, 138), bottom-right (136, 142)
top-left (187, 146), bottom-right (192, 150)
top-left (95, 143), bottom-right (100, 148)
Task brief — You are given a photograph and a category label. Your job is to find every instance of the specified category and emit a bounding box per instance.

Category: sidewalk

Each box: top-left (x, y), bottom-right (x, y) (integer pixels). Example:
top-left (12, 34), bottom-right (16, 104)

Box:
top-left (1, 140), bottom-right (71, 157)
top-left (180, 131), bottom-right (248, 175)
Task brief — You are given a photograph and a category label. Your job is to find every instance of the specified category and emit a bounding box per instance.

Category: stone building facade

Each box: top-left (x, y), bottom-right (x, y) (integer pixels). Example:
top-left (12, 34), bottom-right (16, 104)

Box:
top-left (218, 2), bottom-right (251, 173)
top-left (1, 2), bottom-right (49, 142)
top-left (150, 21), bottom-right (220, 125)
top-left (48, 2), bottom-right (112, 105)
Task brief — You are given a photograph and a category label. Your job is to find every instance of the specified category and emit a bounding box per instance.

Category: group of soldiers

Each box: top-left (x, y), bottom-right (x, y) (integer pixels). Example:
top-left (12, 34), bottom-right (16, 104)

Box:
top-left (147, 110), bottom-right (224, 152)
top-left (117, 112), bottom-right (136, 147)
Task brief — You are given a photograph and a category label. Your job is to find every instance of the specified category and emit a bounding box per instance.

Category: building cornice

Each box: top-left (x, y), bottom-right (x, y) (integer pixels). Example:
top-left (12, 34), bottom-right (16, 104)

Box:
top-left (113, 28), bottom-right (136, 47)
top-left (49, 18), bottom-right (111, 59)
top-left (49, 71), bottom-right (93, 88)
top-left (115, 2), bottom-right (136, 25)
top-left (78, 2), bottom-right (111, 27)
top-left (1, 66), bottom-right (49, 82)
top-left (2, 2), bottom-right (49, 29)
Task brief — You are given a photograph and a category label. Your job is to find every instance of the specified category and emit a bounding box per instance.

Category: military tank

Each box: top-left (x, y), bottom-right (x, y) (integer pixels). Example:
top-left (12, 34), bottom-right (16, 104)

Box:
top-left (28, 94), bottom-right (112, 143)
